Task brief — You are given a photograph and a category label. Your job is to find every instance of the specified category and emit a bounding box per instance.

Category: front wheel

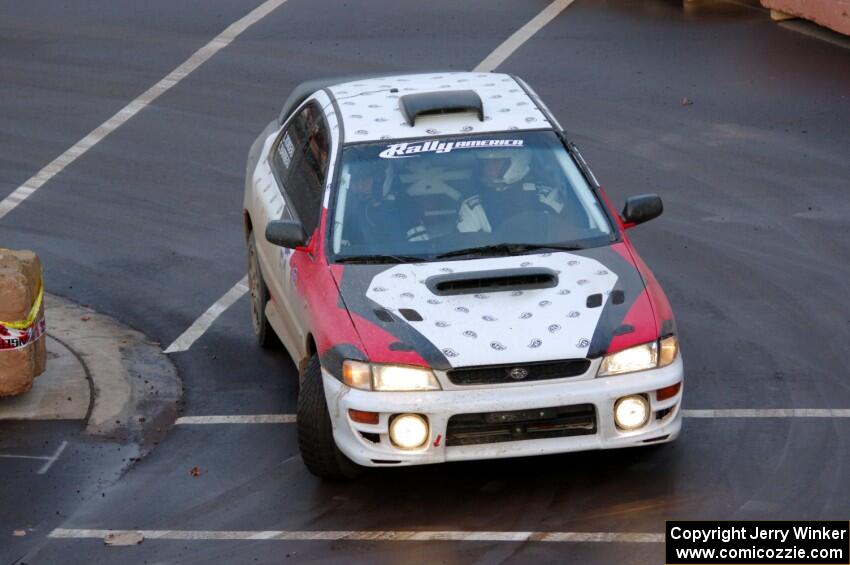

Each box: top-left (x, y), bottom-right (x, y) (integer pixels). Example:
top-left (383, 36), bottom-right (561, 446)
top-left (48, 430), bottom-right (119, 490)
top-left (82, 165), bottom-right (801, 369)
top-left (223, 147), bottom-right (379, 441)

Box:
top-left (297, 356), bottom-right (363, 480)
top-left (247, 231), bottom-right (276, 348)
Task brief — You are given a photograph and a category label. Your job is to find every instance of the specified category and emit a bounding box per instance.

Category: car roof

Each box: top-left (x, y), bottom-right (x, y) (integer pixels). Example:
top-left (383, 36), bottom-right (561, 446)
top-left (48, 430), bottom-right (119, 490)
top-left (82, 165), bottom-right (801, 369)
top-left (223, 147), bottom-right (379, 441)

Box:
top-left (323, 72), bottom-right (552, 144)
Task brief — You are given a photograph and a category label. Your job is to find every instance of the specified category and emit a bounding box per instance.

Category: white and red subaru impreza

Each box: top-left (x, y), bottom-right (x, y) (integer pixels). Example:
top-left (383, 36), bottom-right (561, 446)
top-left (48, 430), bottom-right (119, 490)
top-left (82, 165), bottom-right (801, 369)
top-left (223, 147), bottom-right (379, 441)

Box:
top-left (243, 71), bottom-right (683, 479)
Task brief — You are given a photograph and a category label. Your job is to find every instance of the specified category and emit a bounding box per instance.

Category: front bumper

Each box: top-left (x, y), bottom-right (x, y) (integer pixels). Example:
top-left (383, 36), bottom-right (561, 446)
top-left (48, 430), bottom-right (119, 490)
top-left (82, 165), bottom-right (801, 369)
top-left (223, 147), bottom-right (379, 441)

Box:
top-left (322, 355), bottom-right (683, 467)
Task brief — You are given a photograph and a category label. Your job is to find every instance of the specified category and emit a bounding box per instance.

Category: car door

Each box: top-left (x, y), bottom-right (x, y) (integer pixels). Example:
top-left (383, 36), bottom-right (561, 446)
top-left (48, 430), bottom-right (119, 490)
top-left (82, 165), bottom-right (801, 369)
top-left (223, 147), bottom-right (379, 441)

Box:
top-left (265, 100), bottom-right (330, 360)
top-left (253, 113), bottom-right (301, 359)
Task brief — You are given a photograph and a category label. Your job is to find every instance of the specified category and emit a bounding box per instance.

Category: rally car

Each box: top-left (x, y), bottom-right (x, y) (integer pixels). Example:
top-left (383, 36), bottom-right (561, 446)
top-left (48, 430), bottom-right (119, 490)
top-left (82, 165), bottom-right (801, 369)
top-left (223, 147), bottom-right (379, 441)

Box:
top-left (243, 71), bottom-right (683, 479)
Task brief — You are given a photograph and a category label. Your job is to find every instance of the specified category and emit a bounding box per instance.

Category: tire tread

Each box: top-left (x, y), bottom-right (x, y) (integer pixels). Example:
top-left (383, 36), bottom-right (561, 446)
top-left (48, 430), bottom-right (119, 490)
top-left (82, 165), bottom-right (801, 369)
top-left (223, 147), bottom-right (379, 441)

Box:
top-left (297, 356), bottom-right (362, 480)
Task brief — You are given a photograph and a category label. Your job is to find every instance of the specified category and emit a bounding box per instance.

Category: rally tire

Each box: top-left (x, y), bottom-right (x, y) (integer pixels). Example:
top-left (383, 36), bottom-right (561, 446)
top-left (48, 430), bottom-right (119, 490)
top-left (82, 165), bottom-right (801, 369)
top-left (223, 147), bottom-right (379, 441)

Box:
top-left (297, 356), bottom-right (363, 480)
top-left (247, 231), bottom-right (277, 349)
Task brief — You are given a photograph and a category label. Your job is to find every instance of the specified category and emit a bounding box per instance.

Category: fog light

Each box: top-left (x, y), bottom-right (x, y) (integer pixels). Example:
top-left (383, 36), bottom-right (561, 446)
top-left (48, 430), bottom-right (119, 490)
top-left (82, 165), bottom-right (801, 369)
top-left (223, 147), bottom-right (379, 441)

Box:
top-left (389, 414), bottom-right (429, 449)
top-left (614, 395), bottom-right (650, 431)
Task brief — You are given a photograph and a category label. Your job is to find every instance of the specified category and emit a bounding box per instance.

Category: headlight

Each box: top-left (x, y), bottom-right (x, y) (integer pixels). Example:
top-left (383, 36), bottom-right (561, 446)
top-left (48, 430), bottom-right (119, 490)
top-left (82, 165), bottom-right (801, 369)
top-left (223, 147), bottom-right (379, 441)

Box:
top-left (342, 360), bottom-right (441, 391)
top-left (599, 342), bottom-right (657, 376)
top-left (373, 365), bottom-right (441, 391)
top-left (598, 335), bottom-right (679, 376)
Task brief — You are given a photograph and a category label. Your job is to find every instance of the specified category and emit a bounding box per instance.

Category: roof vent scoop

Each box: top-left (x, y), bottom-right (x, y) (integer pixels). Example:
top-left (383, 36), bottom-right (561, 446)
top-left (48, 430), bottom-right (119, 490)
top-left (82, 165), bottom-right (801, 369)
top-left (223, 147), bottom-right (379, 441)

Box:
top-left (399, 90), bottom-right (484, 126)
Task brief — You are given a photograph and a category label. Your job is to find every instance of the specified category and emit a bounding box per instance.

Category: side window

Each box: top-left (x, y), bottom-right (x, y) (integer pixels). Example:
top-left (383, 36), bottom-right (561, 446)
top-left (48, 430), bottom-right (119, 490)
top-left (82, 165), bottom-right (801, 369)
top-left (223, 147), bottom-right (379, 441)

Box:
top-left (284, 102), bottom-right (330, 236)
top-left (272, 127), bottom-right (297, 180)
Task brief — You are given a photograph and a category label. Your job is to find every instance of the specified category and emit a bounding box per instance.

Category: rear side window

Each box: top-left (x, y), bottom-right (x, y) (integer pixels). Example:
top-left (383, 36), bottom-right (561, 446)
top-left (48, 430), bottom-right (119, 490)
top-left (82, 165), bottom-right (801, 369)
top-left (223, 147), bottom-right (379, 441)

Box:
top-left (271, 102), bottom-right (331, 236)
top-left (273, 130), bottom-right (297, 175)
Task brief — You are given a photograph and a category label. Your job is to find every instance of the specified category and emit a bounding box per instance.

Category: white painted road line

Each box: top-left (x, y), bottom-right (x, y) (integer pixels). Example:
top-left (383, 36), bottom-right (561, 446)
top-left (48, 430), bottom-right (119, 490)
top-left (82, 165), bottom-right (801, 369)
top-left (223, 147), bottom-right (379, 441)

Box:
top-left (37, 440), bottom-right (68, 475)
top-left (0, 0), bottom-right (289, 221)
top-left (175, 414), bottom-right (296, 425)
top-left (164, 276), bottom-right (249, 353)
top-left (0, 440), bottom-right (68, 474)
top-left (682, 409), bottom-right (850, 418)
top-left (49, 528), bottom-right (664, 543)
top-left (0, 454), bottom-right (52, 461)
top-left (474, 0), bottom-right (576, 72)
top-left (174, 410), bottom-right (850, 425)
top-left (165, 0), bottom-right (577, 353)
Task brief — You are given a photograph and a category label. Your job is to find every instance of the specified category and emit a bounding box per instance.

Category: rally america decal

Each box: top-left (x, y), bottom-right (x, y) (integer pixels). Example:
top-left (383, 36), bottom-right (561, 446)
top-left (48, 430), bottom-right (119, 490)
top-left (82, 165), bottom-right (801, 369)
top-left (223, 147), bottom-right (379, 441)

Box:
top-left (364, 253), bottom-right (618, 368)
top-left (379, 139), bottom-right (524, 159)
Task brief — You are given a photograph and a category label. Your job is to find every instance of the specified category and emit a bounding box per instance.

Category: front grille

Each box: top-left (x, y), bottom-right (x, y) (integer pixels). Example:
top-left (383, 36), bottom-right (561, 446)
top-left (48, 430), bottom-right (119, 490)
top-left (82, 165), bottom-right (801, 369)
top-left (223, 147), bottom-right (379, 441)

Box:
top-left (447, 359), bottom-right (590, 386)
top-left (446, 404), bottom-right (596, 447)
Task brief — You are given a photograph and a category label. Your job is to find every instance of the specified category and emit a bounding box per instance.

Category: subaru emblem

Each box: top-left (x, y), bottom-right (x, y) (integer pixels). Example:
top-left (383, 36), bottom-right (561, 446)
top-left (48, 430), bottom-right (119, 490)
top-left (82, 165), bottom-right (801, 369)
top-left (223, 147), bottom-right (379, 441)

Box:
top-left (509, 367), bottom-right (529, 380)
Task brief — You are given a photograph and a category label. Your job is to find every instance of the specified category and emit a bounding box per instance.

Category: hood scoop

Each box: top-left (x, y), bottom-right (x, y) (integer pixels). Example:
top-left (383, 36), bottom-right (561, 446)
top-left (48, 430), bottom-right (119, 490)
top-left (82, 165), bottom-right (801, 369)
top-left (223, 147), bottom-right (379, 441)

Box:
top-left (426, 267), bottom-right (558, 296)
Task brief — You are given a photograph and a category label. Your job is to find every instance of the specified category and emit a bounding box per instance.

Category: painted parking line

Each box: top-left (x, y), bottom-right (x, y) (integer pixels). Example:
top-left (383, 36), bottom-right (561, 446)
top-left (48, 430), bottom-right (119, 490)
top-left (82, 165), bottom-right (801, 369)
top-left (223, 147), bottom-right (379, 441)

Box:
top-left (175, 410), bottom-right (850, 425)
top-left (50, 528), bottom-right (663, 543)
top-left (0, 440), bottom-right (68, 474)
top-left (175, 414), bottom-right (296, 424)
top-left (37, 440), bottom-right (69, 474)
top-left (164, 276), bottom-right (249, 353)
top-left (683, 409), bottom-right (850, 418)
top-left (168, 0), bottom-right (576, 353)
top-left (0, 0), bottom-right (289, 221)
top-left (474, 0), bottom-right (576, 72)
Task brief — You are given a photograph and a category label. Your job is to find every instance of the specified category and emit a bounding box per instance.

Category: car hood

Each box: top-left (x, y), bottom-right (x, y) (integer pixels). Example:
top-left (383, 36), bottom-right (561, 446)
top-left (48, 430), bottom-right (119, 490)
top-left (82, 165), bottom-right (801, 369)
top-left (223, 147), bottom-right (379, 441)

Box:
top-left (331, 245), bottom-right (651, 371)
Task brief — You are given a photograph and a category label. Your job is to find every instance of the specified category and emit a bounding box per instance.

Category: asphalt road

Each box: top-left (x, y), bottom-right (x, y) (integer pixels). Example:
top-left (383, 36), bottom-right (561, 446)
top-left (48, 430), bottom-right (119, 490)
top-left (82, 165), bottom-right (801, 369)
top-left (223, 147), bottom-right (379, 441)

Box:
top-left (1, 0), bottom-right (849, 563)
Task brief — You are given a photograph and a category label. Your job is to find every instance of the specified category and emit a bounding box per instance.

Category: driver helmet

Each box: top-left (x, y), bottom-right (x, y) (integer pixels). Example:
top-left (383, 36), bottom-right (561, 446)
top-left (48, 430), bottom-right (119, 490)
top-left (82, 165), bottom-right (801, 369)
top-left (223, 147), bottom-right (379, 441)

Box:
top-left (476, 147), bottom-right (532, 187)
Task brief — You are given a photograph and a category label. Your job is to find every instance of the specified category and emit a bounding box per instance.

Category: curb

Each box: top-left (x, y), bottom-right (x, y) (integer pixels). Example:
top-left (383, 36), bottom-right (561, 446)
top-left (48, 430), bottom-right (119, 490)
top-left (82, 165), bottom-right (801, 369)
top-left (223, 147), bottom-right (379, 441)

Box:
top-left (44, 294), bottom-right (182, 446)
top-left (0, 334), bottom-right (90, 421)
top-left (762, 0), bottom-right (850, 36)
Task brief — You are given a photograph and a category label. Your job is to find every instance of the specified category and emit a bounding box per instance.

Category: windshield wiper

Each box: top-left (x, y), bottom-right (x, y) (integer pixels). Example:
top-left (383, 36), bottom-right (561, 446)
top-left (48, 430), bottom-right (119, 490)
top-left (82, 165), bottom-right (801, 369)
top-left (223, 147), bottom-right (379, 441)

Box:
top-left (336, 254), bottom-right (426, 264)
top-left (436, 242), bottom-right (585, 260)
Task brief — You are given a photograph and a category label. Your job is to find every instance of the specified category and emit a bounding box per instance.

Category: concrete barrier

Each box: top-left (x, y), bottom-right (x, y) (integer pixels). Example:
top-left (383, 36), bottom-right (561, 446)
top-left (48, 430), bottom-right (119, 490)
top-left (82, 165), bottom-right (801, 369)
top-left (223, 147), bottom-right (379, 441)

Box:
top-left (761, 0), bottom-right (850, 35)
top-left (0, 249), bottom-right (47, 396)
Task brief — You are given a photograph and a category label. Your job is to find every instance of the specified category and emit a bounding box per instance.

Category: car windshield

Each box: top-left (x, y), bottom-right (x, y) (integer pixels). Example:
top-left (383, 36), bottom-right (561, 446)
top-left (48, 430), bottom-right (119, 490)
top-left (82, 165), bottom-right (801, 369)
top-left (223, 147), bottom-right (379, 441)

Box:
top-left (330, 131), bottom-right (613, 261)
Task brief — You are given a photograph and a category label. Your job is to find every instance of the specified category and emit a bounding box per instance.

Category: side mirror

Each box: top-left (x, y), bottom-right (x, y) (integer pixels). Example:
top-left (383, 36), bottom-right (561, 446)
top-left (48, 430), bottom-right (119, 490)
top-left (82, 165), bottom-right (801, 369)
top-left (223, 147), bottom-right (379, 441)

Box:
top-left (622, 194), bottom-right (663, 227)
top-left (265, 220), bottom-right (307, 249)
